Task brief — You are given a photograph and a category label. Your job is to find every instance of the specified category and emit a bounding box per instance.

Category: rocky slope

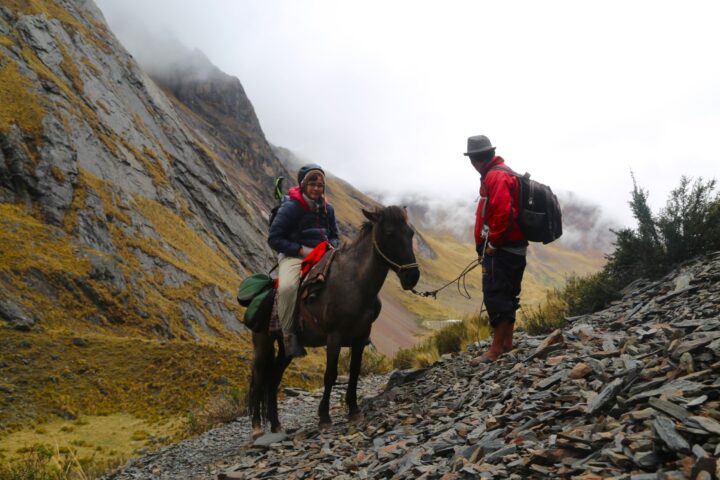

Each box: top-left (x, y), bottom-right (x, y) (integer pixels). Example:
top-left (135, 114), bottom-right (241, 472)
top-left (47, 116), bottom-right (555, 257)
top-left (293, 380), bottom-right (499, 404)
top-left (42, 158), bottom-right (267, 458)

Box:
top-left (0, 0), bottom-right (276, 341)
top-left (104, 251), bottom-right (720, 479)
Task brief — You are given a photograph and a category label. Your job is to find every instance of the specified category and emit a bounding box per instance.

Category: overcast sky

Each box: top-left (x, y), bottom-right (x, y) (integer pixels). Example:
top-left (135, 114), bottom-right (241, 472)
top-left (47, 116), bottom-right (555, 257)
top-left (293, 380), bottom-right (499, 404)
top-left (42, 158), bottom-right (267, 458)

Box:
top-left (96, 0), bottom-right (719, 228)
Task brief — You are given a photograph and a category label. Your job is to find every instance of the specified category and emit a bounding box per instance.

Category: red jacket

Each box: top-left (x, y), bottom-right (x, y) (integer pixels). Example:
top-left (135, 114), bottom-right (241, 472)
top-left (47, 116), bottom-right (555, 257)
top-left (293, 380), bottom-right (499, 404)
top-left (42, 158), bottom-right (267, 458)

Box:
top-left (474, 156), bottom-right (526, 247)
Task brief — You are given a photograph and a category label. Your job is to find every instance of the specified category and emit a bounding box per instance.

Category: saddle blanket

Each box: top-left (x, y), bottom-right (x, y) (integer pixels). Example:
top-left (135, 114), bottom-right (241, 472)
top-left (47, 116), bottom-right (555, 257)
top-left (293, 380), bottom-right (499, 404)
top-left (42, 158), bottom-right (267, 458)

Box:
top-left (269, 242), bottom-right (336, 332)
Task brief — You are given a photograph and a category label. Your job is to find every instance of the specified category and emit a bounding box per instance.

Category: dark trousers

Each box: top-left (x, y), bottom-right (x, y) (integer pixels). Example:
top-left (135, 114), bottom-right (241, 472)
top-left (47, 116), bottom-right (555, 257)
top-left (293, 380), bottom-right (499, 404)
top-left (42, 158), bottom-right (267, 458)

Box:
top-left (482, 249), bottom-right (526, 327)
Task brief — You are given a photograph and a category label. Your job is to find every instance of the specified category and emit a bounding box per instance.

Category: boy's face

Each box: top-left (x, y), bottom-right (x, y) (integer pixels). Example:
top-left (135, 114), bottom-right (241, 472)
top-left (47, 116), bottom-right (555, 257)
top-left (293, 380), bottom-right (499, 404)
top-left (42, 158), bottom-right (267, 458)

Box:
top-left (469, 156), bottom-right (485, 174)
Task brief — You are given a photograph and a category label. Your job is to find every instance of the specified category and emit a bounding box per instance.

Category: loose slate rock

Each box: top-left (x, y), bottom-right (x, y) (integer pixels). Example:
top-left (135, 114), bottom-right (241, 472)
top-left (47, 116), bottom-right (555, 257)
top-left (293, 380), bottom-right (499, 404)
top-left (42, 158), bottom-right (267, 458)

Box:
top-left (252, 432), bottom-right (287, 448)
top-left (653, 416), bottom-right (690, 453)
top-left (587, 378), bottom-right (624, 415)
top-left (103, 253), bottom-right (720, 480)
top-left (688, 415), bottom-right (720, 435)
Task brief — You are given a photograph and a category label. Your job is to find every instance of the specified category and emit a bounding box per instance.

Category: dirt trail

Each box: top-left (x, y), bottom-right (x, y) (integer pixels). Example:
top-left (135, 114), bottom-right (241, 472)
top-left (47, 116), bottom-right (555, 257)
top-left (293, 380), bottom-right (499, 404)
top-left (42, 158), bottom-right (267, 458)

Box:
top-left (370, 291), bottom-right (423, 356)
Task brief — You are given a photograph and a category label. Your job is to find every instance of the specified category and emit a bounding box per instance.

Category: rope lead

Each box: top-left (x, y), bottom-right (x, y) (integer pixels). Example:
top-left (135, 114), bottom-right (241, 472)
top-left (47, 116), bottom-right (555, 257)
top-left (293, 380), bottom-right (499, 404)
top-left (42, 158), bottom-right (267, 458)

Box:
top-left (412, 235), bottom-right (489, 300)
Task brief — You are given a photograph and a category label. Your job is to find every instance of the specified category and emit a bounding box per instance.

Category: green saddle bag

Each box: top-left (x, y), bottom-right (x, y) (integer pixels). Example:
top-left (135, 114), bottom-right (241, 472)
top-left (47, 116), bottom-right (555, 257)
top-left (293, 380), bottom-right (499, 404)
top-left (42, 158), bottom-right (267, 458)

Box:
top-left (237, 273), bottom-right (275, 332)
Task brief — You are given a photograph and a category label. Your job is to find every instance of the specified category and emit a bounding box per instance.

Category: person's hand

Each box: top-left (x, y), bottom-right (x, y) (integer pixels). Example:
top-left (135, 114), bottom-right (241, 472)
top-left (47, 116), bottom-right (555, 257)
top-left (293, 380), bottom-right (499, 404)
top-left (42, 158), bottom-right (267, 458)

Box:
top-left (485, 245), bottom-right (497, 256)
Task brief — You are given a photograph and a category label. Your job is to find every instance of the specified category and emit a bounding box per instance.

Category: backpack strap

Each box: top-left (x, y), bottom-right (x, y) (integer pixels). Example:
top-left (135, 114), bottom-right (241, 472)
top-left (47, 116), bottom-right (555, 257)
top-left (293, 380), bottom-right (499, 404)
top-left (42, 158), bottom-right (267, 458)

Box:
top-left (481, 166), bottom-right (525, 242)
top-left (481, 165), bottom-right (521, 218)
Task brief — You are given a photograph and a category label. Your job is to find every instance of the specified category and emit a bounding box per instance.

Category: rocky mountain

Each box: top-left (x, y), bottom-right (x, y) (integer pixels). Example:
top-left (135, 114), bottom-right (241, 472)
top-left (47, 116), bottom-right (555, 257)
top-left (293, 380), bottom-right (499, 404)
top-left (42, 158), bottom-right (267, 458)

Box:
top-left (106, 251), bottom-right (720, 480)
top-left (1, 0), bottom-right (278, 341)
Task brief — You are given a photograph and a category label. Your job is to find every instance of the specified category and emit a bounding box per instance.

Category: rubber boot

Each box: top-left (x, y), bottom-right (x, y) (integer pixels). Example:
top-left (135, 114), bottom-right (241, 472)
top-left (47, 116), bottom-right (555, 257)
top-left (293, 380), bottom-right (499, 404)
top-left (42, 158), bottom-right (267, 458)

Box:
top-left (477, 320), bottom-right (510, 363)
top-left (503, 321), bottom-right (514, 353)
top-left (285, 333), bottom-right (307, 359)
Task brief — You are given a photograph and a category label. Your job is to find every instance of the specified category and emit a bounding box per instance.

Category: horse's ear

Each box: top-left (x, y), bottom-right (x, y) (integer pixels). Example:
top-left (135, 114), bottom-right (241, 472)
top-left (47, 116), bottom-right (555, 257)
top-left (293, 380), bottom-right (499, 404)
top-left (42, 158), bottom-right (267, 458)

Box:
top-left (362, 209), bottom-right (381, 223)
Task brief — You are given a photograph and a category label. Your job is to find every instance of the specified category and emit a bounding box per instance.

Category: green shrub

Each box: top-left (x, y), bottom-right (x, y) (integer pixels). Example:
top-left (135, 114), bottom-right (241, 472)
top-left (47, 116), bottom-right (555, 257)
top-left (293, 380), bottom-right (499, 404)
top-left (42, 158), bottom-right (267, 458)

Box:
top-left (392, 346), bottom-right (426, 370)
top-left (0, 443), bottom-right (125, 480)
top-left (562, 271), bottom-right (621, 316)
top-left (184, 386), bottom-right (246, 436)
top-left (338, 346), bottom-right (392, 376)
top-left (433, 321), bottom-right (466, 355)
top-left (520, 288), bottom-right (568, 335)
top-left (556, 175), bottom-right (720, 317)
top-left (392, 312), bottom-right (490, 369)
top-left (605, 175), bottom-right (720, 286)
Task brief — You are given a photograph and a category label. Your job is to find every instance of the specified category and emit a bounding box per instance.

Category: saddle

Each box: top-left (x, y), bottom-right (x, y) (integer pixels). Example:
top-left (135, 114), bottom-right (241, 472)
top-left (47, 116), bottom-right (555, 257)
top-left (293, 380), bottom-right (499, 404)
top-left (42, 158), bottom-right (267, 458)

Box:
top-left (269, 245), bottom-right (337, 333)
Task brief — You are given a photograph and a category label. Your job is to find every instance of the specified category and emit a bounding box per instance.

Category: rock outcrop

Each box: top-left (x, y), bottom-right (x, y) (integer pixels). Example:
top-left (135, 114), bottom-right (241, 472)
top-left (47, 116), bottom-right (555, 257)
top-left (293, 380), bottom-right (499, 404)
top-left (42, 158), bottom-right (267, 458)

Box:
top-left (0, 0), bottom-right (295, 339)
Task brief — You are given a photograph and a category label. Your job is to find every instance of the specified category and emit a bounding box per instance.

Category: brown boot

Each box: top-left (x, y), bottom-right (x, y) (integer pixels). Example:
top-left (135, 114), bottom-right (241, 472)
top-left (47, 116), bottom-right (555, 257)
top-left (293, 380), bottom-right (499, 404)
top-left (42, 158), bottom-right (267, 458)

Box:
top-left (477, 320), bottom-right (510, 363)
top-left (503, 321), bottom-right (514, 353)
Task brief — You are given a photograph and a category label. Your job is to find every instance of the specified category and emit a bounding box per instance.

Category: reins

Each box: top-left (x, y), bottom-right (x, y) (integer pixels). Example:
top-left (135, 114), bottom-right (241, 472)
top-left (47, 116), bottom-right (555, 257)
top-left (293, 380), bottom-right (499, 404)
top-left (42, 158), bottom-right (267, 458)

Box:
top-left (411, 257), bottom-right (481, 299)
top-left (411, 235), bottom-right (489, 300)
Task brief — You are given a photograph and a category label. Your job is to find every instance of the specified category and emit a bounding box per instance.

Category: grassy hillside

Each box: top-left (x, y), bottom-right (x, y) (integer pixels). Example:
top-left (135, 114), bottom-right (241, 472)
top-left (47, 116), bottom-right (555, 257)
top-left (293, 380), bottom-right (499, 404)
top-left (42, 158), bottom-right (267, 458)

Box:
top-left (0, 194), bottom-right (330, 470)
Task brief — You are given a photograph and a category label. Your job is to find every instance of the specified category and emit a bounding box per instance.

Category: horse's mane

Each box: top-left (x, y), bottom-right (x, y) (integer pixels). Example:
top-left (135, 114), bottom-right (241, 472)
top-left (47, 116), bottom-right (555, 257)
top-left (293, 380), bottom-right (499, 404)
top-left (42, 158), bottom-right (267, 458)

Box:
top-left (340, 206), bottom-right (408, 251)
top-left (340, 221), bottom-right (373, 251)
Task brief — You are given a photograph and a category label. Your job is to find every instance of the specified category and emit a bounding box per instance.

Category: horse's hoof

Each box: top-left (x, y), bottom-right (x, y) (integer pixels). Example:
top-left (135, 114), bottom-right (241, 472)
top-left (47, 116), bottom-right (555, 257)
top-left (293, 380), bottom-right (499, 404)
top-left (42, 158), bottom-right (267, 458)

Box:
top-left (271, 425), bottom-right (284, 434)
top-left (348, 412), bottom-right (364, 423)
top-left (318, 420), bottom-right (332, 431)
top-left (251, 427), bottom-right (264, 439)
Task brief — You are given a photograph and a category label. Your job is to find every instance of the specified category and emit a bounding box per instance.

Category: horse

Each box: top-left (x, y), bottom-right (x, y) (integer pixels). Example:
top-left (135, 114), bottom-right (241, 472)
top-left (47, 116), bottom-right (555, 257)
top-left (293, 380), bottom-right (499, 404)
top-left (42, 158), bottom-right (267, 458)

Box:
top-left (248, 206), bottom-right (420, 437)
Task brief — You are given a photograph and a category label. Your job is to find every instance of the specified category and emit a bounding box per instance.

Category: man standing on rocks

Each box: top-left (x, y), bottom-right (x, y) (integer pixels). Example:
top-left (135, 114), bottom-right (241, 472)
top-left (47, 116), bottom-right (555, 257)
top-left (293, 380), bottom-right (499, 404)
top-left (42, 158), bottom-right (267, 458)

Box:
top-left (465, 135), bottom-right (528, 362)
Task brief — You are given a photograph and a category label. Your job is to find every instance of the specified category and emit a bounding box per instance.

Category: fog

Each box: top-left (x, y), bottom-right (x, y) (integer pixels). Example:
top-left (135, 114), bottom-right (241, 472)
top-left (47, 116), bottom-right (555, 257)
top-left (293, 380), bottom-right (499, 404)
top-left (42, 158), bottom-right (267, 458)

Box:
top-left (96, 0), bottom-right (720, 231)
top-left (374, 190), bottom-right (617, 253)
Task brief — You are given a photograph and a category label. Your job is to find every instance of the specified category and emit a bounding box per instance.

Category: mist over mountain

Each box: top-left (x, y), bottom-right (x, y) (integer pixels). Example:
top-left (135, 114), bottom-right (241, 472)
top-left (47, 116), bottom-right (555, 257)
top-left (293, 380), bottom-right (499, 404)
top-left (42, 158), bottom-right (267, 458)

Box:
top-left (371, 190), bottom-right (617, 253)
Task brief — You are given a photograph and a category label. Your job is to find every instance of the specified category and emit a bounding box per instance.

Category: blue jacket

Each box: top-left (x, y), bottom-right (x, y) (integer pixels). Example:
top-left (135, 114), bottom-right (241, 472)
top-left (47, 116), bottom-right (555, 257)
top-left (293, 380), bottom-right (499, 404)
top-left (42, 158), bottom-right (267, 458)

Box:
top-left (268, 186), bottom-right (339, 257)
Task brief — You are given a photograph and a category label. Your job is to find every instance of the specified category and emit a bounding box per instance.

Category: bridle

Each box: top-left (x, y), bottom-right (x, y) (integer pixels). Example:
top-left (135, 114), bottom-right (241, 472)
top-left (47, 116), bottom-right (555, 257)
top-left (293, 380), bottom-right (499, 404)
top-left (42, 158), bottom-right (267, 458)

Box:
top-left (372, 225), bottom-right (419, 272)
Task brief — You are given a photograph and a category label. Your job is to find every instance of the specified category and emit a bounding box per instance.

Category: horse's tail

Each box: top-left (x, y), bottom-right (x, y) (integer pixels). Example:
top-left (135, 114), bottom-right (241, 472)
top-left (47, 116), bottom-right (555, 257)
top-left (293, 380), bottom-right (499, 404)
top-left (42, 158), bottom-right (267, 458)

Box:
top-left (248, 331), bottom-right (273, 426)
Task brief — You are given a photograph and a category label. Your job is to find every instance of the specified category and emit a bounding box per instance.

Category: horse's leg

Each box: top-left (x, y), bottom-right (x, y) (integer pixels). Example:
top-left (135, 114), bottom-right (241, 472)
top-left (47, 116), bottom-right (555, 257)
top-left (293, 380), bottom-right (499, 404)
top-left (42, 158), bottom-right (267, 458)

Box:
top-left (346, 336), bottom-right (367, 422)
top-left (249, 332), bottom-right (273, 439)
top-left (318, 333), bottom-right (342, 428)
top-left (268, 336), bottom-right (292, 433)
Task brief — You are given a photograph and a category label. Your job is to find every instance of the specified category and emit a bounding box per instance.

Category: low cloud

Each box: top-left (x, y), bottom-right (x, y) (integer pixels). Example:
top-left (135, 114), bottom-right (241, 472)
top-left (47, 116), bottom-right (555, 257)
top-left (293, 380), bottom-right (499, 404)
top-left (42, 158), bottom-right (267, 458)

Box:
top-left (372, 189), bottom-right (618, 253)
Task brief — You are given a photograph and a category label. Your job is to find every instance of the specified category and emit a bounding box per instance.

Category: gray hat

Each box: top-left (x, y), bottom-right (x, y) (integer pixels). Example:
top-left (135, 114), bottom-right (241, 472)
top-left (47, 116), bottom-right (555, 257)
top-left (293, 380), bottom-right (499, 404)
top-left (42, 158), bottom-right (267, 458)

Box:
top-left (463, 135), bottom-right (495, 156)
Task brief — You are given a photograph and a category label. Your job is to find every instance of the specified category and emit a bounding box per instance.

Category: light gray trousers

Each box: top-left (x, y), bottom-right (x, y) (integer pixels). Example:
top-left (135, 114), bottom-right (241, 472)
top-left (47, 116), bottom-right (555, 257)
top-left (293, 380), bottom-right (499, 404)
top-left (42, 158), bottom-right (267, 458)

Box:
top-left (277, 256), bottom-right (303, 335)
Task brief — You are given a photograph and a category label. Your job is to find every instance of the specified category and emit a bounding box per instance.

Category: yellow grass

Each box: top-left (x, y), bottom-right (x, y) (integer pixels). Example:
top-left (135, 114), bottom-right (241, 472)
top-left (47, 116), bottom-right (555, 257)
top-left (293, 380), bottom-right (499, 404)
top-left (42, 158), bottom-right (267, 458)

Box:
top-left (3, 0), bottom-right (112, 54)
top-left (0, 34), bottom-right (14, 49)
top-left (0, 413), bottom-right (176, 465)
top-left (0, 53), bottom-right (45, 138)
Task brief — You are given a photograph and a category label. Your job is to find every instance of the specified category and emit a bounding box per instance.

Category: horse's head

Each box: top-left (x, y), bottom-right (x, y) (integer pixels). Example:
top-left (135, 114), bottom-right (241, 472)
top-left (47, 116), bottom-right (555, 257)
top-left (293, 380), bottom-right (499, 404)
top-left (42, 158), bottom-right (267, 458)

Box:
top-left (363, 206), bottom-right (420, 290)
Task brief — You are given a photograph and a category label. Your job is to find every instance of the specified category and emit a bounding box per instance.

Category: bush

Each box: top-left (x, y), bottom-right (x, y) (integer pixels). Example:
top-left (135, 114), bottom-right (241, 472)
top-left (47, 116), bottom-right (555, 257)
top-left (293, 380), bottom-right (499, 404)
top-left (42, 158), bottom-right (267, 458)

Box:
top-left (185, 386), bottom-right (246, 436)
top-left (392, 312), bottom-right (490, 369)
top-left (392, 346), bottom-right (427, 370)
top-left (520, 288), bottom-right (568, 335)
top-left (338, 346), bottom-right (392, 376)
top-left (0, 443), bottom-right (125, 480)
top-left (554, 175), bottom-right (720, 318)
top-left (605, 175), bottom-right (720, 285)
top-left (563, 271), bottom-right (621, 316)
top-left (434, 321), bottom-right (466, 355)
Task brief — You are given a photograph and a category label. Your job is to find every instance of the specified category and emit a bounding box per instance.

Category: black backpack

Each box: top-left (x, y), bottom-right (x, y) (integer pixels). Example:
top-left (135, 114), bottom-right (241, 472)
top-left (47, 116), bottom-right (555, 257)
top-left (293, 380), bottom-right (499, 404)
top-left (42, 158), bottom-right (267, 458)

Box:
top-left (488, 166), bottom-right (563, 244)
top-left (268, 176), bottom-right (288, 226)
